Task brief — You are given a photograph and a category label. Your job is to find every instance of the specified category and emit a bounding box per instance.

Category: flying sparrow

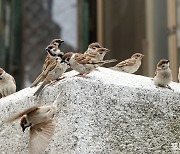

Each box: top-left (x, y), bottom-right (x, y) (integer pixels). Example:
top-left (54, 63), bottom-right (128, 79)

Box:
top-left (0, 67), bottom-right (16, 98)
top-left (33, 48), bottom-right (69, 97)
top-left (110, 53), bottom-right (144, 73)
top-left (62, 52), bottom-right (117, 76)
top-left (5, 100), bottom-right (57, 154)
top-left (31, 39), bottom-right (64, 87)
top-left (153, 59), bottom-right (172, 90)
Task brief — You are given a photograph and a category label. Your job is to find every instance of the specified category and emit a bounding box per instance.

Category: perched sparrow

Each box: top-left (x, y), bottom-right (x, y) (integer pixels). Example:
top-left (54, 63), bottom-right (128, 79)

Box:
top-left (42, 39), bottom-right (64, 71)
top-left (31, 44), bottom-right (64, 88)
top-left (33, 48), bottom-right (69, 97)
top-left (31, 39), bottom-right (64, 87)
top-left (84, 47), bottom-right (110, 61)
top-left (153, 59), bottom-right (172, 90)
top-left (85, 42), bottom-right (103, 52)
top-left (62, 52), bottom-right (117, 76)
top-left (84, 42), bottom-right (109, 61)
top-left (178, 67), bottom-right (180, 83)
top-left (0, 67), bottom-right (16, 98)
top-left (110, 53), bottom-right (144, 73)
top-left (5, 101), bottom-right (57, 154)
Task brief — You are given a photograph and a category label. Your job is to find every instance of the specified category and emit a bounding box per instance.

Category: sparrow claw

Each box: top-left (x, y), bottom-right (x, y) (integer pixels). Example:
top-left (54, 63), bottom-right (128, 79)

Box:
top-left (56, 76), bottom-right (65, 81)
top-left (74, 73), bottom-right (87, 78)
top-left (166, 85), bottom-right (174, 92)
top-left (156, 84), bottom-right (174, 92)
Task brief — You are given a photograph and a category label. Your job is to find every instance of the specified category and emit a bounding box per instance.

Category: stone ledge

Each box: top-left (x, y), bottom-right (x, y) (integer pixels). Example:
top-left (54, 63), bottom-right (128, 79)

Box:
top-left (0, 67), bottom-right (180, 154)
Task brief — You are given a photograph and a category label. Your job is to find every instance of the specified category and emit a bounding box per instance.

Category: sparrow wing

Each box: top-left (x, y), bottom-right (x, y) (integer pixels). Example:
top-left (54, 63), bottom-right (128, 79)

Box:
top-left (29, 119), bottom-right (56, 154)
top-left (90, 59), bottom-right (117, 65)
top-left (42, 55), bottom-right (53, 71)
top-left (115, 58), bottom-right (136, 67)
top-left (31, 55), bottom-right (55, 87)
top-left (11, 76), bottom-right (16, 85)
top-left (85, 51), bottom-right (97, 58)
top-left (75, 54), bottom-right (92, 64)
top-left (43, 60), bottom-right (58, 76)
top-left (4, 105), bottom-right (40, 123)
top-left (154, 70), bottom-right (157, 76)
top-left (154, 68), bottom-right (161, 77)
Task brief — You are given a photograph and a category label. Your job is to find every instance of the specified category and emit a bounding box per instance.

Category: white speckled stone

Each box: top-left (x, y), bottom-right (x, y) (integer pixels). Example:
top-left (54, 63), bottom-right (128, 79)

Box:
top-left (0, 67), bottom-right (180, 154)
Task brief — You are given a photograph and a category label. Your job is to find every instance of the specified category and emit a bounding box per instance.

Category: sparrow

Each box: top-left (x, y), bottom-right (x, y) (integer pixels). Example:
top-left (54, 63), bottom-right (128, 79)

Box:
top-left (31, 39), bottom-right (64, 87)
top-left (33, 47), bottom-right (69, 97)
top-left (153, 59), bottom-right (172, 90)
top-left (84, 42), bottom-right (109, 61)
top-left (178, 67), bottom-right (180, 83)
top-left (110, 53), bottom-right (144, 73)
top-left (42, 39), bottom-right (64, 71)
top-left (31, 44), bottom-right (64, 88)
top-left (84, 47), bottom-right (110, 61)
top-left (0, 67), bottom-right (16, 98)
top-left (5, 100), bottom-right (57, 154)
top-left (62, 52), bottom-right (117, 76)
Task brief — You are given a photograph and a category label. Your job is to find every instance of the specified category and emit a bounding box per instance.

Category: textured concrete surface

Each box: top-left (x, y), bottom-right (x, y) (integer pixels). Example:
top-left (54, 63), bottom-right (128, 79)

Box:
top-left (0, 67), bottom-right (180, 154)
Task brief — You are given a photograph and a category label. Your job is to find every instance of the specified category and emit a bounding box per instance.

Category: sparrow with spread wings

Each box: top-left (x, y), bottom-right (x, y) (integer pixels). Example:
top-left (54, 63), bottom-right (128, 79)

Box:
top-left (5, 100), bottom-right (57, 154)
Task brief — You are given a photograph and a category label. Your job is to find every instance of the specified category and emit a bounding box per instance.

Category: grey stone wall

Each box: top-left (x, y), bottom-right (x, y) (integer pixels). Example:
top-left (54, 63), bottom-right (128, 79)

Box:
top-left (0, 67), bottom-right (180, 153)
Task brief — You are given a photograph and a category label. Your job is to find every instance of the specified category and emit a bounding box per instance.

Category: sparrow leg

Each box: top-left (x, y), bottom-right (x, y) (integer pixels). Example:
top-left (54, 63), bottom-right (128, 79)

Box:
top-left (94, 68), bottom-right (100, 71)
top-left (74, 73), bottom-right (88, 78)
top-left (157, 84), bottom-right (174, 91)
top-left (56, 76), bottom-right (65, 81)
top-left (166, 85), bottom-right (174, 91)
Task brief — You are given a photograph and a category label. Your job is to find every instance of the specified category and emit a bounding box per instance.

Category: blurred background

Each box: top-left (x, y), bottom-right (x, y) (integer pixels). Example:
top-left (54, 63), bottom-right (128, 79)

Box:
top-left (0, 0), bottom-right (179, 90)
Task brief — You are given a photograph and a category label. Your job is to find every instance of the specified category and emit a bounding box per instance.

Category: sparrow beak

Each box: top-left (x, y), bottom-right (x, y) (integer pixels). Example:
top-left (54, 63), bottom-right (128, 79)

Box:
top-left (45, 47), bottom-right (48, 51)
top-left (60, 40), bottom-right (64, 43)
top-left (22, 126), bottom-right (26, 132)
top-left (105, 48), bottom-right (110, 52)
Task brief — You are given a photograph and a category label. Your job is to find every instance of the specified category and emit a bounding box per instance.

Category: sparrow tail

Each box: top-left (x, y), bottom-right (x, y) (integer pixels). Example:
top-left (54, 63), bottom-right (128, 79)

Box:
top-left (33, 80), bottom-right (49, 97)
top-left (97, 59), bottom-right (117, 66)
top-left (31, 73), bottom-right (44, 87)
top-left (103, 59), bottom-right (117, 64)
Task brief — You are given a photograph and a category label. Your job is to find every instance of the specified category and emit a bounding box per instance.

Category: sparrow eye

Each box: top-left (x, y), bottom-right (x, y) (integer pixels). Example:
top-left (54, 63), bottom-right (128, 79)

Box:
top-left (96, 45), bottom-right (100, 48)
top-left (58, 54), bottom-right (63, 58)
top-left (161, 64), bottom-right (167, 69)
